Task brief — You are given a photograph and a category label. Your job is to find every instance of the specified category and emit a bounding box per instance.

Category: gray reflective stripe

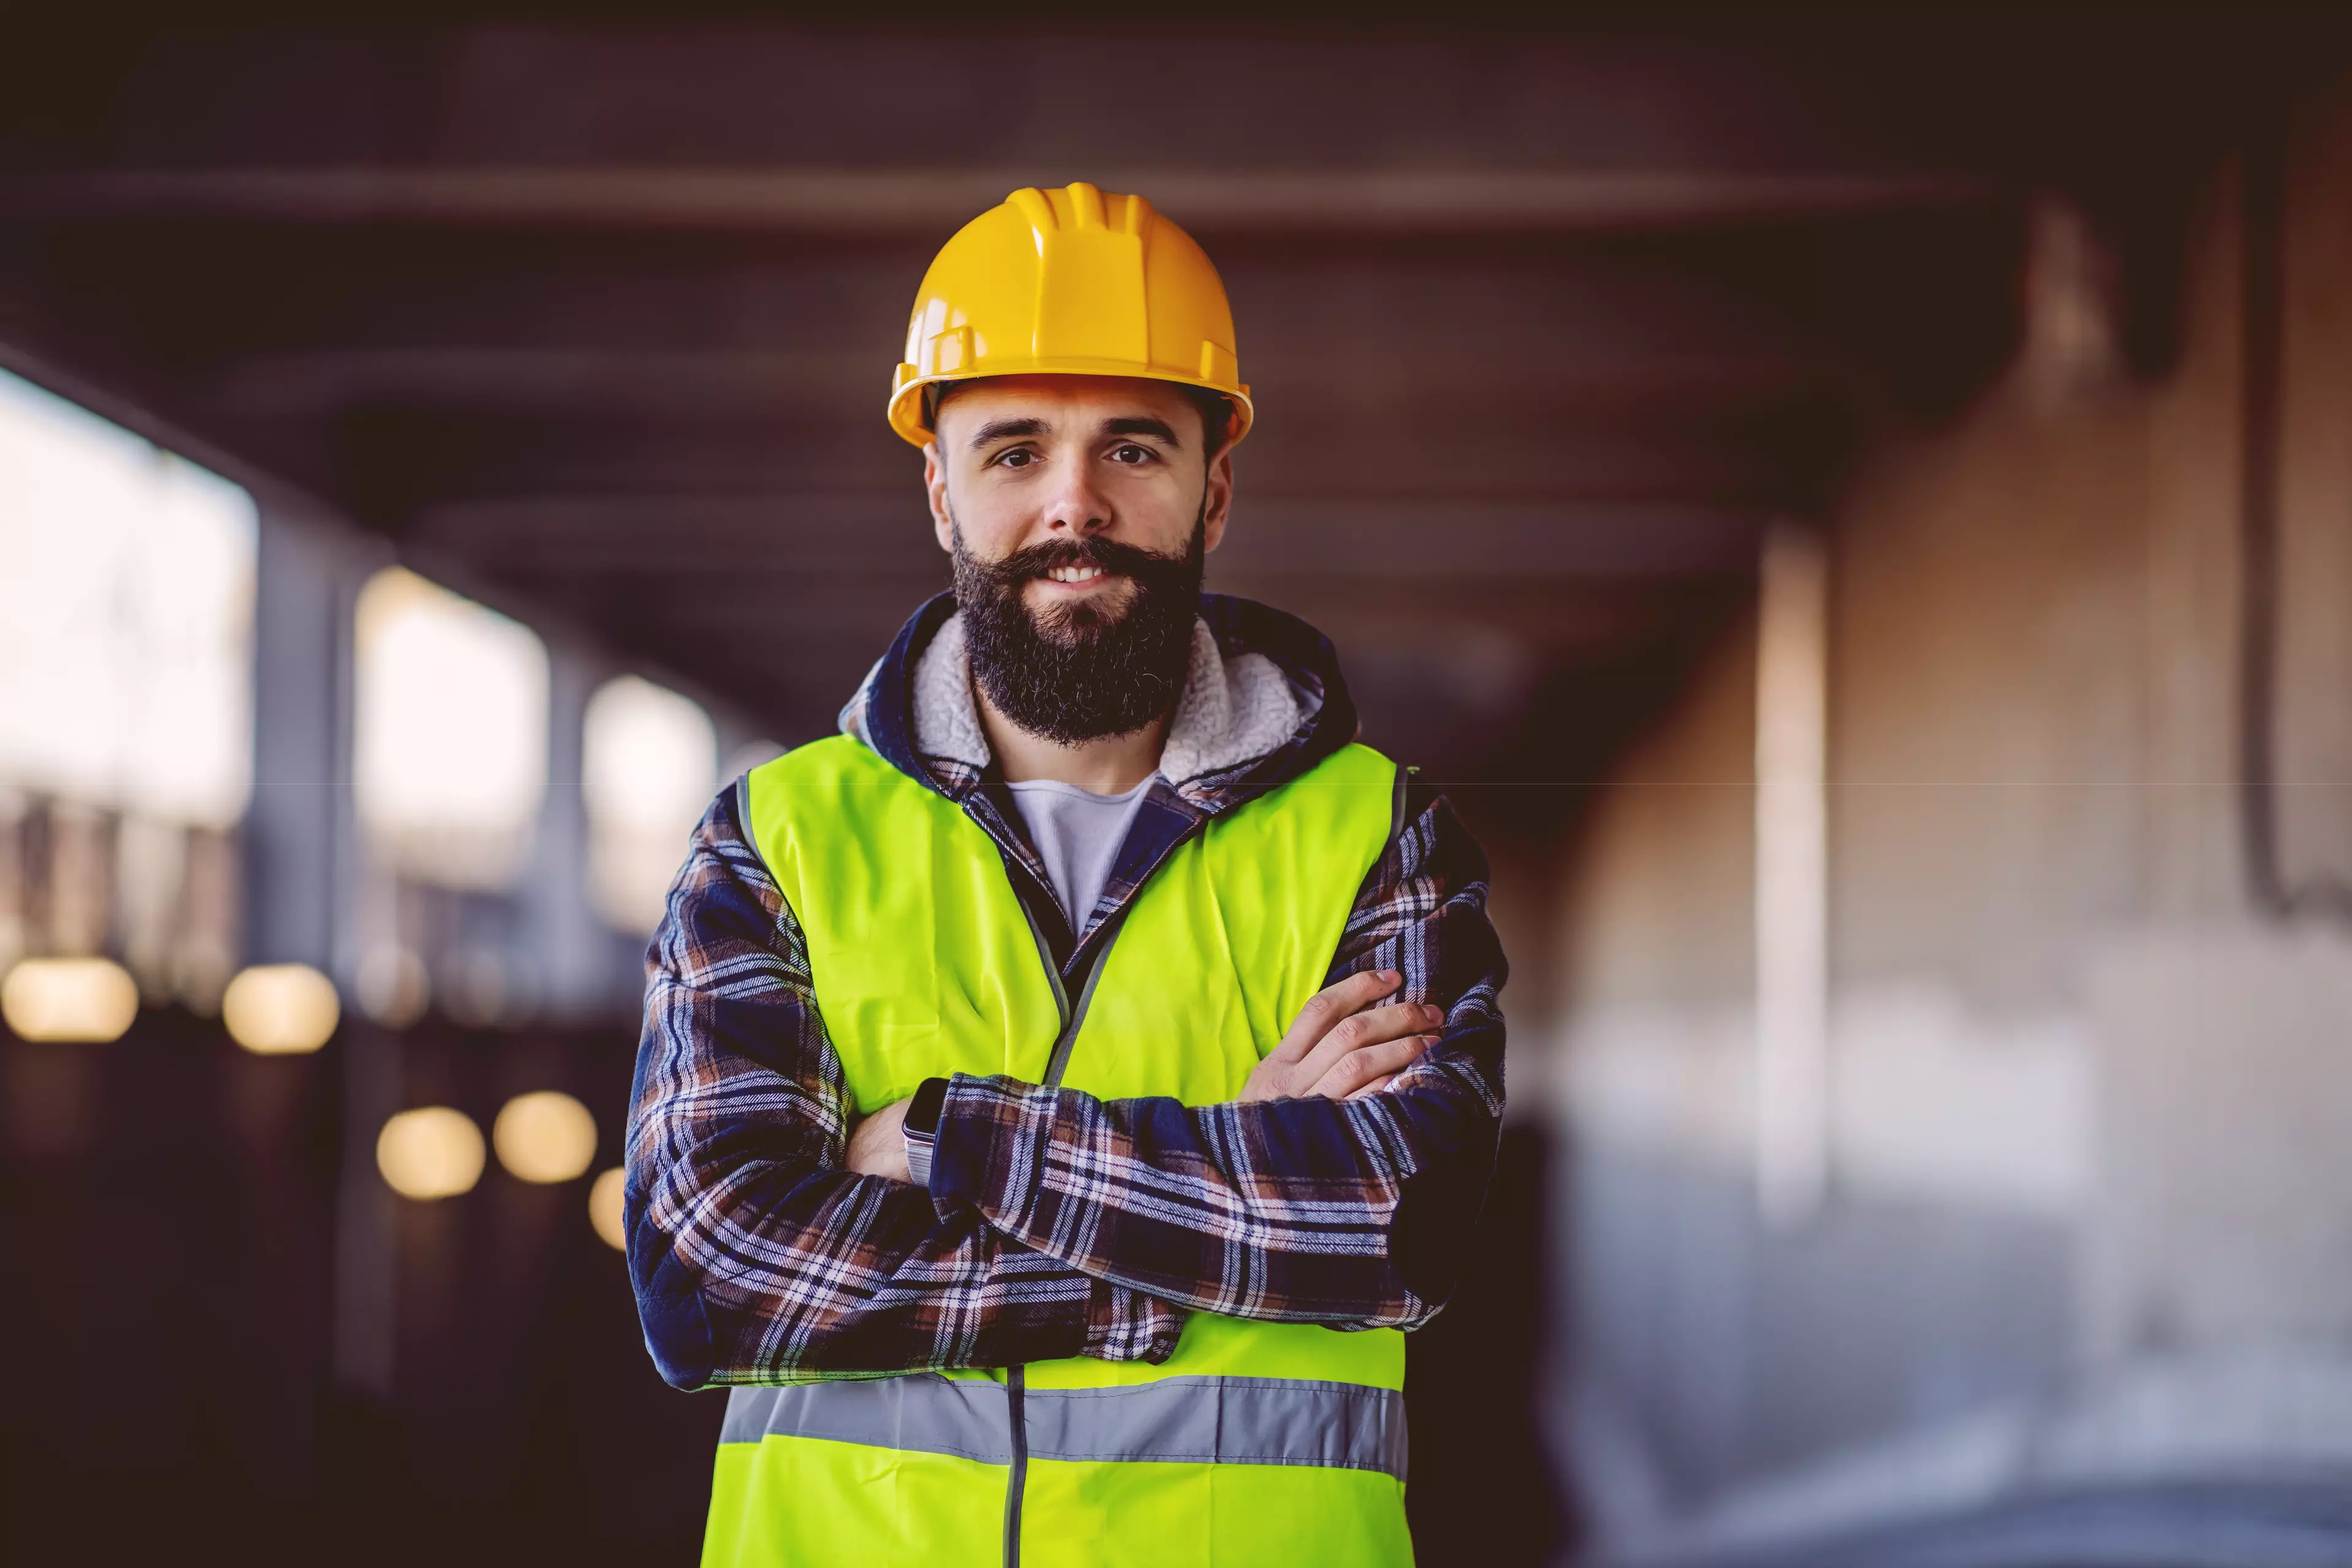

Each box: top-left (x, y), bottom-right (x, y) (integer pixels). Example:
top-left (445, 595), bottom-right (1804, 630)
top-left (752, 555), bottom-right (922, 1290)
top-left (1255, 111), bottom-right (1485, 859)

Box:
top-left (1027, 1376), bottom-right (1407, 1480)
top-left (723, 1376), bottom-right (1013, 1464)
top-left (720, 1374), bottom-right (1408, 1481)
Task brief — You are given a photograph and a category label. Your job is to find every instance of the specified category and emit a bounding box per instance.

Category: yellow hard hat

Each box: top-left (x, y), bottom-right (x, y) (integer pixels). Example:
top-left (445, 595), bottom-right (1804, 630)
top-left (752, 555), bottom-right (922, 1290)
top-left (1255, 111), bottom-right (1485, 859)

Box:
top-left (887, 182), bottom-right (1253, 450)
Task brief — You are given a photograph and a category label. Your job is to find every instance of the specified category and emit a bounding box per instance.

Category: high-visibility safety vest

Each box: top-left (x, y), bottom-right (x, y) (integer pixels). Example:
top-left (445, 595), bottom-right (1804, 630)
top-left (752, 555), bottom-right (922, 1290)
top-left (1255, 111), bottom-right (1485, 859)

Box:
top-left (711, 732), bottom-right (1411, 1567)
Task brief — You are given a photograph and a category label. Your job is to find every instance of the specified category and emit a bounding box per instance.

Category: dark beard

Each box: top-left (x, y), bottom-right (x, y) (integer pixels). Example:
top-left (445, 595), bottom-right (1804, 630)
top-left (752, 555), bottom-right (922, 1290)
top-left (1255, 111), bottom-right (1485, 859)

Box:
top-left (951, 514), bottom-right (1205, 747)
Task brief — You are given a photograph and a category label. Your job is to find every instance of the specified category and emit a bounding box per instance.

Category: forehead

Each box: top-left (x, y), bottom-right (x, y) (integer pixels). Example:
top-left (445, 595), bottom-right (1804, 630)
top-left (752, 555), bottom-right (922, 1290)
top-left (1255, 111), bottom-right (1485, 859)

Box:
top-left (935, 374), bottom-right (1193, 438)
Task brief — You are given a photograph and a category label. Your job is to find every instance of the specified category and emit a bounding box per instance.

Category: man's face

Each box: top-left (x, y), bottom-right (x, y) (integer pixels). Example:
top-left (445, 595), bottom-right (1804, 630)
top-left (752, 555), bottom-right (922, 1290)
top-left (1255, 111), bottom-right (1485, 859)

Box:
top-left (923, 374), bottom-right (1232, 624)
top-left (923, 375), bottom-right (1235, 744)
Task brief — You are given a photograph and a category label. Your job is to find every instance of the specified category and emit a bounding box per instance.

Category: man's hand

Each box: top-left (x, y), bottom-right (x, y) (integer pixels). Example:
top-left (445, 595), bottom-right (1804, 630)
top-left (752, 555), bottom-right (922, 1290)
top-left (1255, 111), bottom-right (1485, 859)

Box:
top-left (846, 1098), bottom-right (913, 1183)
top-left (1239, 969), bottom-right (1442, 1104)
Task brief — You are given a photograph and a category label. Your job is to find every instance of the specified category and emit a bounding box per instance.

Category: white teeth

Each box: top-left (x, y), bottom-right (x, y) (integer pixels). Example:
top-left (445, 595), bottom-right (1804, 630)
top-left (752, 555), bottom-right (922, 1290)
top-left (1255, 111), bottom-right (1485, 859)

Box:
top-left (1047, 565), bottom-right (1105, 582)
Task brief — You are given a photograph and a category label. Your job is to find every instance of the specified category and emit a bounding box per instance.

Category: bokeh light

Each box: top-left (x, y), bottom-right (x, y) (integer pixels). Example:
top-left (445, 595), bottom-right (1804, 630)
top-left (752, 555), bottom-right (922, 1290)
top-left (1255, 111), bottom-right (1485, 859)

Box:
top-left (1, 957), bottom-right (139, 1042)
top-left (221, 963), bottom-right (340, 1055)
top-left (492, 1090), bottom-right (598, 1184)
top-left (376, 1106), bottom-right (486, 1200)
top-left (588, 1166), bottom-right (627, 1252)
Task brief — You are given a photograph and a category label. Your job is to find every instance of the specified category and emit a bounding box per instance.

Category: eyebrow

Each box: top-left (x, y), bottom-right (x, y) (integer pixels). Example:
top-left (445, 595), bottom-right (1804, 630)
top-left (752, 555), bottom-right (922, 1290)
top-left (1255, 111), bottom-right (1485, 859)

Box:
top-left (968, 416), bottom-right (1047, 449)
top-left (1102, 415), bottom-right (1183, 447)
top-left (965, 413), bottom-right (1186, 450)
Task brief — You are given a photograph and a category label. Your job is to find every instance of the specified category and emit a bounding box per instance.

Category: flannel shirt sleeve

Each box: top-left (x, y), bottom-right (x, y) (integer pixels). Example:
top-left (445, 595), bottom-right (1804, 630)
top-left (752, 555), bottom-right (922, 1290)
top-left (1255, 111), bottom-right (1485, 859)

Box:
top-left (927, 782), bottom-right (1507, 1330)
top-left (624, 788), bottom-right (1183, 1389)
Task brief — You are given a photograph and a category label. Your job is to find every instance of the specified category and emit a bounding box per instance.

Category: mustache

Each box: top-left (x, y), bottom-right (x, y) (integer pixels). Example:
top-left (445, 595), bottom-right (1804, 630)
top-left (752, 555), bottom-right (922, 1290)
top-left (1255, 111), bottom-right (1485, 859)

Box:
top-left (972, 533), bottom-right (1191, 586)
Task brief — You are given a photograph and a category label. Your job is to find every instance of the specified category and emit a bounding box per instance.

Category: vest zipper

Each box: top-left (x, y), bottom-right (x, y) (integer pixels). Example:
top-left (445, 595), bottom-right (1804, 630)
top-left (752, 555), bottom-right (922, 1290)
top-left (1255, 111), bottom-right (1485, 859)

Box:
top-left (1001, 1365), bottom-right (1028, 1568)
top-left (999, 886), bottom-right (1130, 1568)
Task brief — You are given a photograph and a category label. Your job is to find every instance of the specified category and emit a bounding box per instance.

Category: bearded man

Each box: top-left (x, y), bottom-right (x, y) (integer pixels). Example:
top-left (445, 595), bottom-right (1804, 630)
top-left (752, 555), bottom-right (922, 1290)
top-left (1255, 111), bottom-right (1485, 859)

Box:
top-left (626, 183), bottom-right (1507, 1568)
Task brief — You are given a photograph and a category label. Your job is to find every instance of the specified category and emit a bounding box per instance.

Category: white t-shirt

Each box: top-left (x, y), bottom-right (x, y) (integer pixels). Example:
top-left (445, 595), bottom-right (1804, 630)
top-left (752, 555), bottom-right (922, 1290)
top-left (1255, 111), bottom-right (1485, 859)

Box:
top-left (1005, 776), bottom-right (1155, 935)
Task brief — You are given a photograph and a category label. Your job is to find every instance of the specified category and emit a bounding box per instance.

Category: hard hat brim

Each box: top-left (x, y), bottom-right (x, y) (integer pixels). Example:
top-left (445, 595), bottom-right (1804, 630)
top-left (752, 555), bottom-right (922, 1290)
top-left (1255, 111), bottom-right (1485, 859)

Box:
top-left (888, 364), bottom-right (1254, 451)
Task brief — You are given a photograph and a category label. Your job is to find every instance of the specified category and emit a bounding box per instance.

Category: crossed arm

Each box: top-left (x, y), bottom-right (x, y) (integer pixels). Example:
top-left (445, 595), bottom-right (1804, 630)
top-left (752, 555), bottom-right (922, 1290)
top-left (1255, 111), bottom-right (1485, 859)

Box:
top-left (845, 967), bottom-right (1449, 1180)
top-left (622, 782), bottom-right (1506, 1390)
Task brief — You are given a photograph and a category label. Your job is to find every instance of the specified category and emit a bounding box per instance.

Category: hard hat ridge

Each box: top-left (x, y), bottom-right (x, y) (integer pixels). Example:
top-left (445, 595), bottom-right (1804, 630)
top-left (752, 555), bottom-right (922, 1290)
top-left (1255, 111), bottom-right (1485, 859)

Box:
top-left (887, 181), bottom-right (1253, 449)
top-left (1005, 182), bottom-right (1152, 235)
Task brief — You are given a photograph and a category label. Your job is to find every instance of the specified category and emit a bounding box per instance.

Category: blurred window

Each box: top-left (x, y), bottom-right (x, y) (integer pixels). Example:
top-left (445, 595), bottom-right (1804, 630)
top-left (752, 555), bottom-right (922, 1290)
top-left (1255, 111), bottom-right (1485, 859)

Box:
top-left (0, 370), bottom-right (256, 826)
top-left (354, 568), bottom-right (549, 891)
top-left (584, 675), bottom-right (716, 933)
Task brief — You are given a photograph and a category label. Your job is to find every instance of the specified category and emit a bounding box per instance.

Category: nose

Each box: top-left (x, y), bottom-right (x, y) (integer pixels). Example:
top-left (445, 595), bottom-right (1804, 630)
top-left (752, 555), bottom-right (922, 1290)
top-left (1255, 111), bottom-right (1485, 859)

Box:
top-left (1039, 456), bottom-right (1114, 538)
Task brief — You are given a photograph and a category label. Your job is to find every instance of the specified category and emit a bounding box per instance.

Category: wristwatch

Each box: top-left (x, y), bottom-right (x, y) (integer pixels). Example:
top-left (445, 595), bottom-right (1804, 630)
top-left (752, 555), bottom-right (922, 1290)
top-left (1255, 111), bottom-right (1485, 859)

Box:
top-left (901, 1076), bottom-right (949, 1188)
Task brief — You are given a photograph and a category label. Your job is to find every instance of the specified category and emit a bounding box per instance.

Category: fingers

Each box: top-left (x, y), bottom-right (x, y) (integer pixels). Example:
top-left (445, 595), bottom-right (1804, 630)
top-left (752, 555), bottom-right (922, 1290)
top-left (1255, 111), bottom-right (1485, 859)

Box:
top-left (1267, 968), bottom-right (1401, 1064)
top-left (1308, 1033), bottom-right (1435, 1101)
top-left (1292, 999), bottom-right (1445, 1090)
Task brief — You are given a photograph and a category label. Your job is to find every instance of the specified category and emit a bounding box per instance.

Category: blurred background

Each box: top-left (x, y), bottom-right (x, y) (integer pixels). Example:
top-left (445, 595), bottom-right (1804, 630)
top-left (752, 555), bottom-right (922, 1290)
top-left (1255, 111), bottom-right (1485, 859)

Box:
top-left (5, 8), bottom-right (2352, 1566)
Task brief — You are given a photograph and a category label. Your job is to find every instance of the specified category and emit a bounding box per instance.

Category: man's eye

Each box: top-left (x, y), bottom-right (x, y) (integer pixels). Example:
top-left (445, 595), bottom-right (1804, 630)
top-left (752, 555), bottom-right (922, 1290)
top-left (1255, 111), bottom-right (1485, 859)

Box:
top-left (1109, 444), bottom-right (1155, 464)
top-left (995, 449), bottom-right (1038, 469)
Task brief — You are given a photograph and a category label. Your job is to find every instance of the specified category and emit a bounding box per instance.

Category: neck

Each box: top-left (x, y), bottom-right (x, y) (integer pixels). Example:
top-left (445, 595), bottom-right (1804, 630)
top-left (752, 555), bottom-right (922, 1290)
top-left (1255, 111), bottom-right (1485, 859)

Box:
top-left (973, 677), bottom-right (1167, 794)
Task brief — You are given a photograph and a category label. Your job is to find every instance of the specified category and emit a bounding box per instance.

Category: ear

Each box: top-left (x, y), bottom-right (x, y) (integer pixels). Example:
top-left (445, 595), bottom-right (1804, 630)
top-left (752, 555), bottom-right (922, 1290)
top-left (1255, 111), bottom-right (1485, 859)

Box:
top-left (924, 442), bottom-right (954, 552)
top-left (1200, 447), bottom-right (1236, 555)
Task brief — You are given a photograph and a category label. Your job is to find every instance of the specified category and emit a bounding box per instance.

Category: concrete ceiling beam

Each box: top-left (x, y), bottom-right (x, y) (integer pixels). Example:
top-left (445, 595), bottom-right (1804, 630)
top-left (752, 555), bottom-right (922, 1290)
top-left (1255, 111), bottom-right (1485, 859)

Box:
top-left (0, 166), bottom-right (2001, 239)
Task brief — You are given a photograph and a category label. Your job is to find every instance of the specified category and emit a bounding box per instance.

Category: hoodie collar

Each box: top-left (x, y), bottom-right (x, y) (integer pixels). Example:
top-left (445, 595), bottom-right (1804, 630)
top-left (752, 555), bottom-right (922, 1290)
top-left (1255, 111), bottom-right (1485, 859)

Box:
top-left (840, 590), bottom-right (1361, 813)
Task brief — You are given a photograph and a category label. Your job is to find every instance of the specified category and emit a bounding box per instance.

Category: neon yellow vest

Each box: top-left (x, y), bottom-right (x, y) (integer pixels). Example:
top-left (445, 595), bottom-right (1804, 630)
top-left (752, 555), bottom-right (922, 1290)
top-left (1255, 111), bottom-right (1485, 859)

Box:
top-left (707, 733), bottom-right (1411, 1568)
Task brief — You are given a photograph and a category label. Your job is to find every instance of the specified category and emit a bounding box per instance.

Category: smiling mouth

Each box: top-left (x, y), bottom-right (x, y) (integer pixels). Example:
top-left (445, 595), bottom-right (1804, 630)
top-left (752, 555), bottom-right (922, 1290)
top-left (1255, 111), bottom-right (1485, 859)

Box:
top-left (1041, 564), bottom-right (1111, 585)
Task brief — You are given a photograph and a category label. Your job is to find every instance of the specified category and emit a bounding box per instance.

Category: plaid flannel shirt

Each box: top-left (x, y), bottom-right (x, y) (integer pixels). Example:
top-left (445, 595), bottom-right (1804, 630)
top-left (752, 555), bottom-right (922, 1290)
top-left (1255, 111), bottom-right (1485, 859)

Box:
top-left (625, 594), bottom-right (1507, 1388)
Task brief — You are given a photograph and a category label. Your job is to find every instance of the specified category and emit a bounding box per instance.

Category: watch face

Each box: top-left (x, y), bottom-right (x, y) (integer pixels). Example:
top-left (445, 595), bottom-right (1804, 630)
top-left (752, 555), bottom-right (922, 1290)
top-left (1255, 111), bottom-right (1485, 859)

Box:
top-left (907, 1076), bottom-right (949, 1137)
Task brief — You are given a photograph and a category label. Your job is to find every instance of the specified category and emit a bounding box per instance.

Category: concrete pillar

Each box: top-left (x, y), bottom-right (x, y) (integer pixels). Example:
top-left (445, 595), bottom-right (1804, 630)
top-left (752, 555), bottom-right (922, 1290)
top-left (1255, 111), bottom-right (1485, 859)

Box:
top-left (523, 643), bottom-right (610, 1023)
top-left (248, 503), bottom-right (403, 1403)
top-left (246, 508), bottom-right (350, 971)
top-left (1755, 521), bottom-right (1830, 1229)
